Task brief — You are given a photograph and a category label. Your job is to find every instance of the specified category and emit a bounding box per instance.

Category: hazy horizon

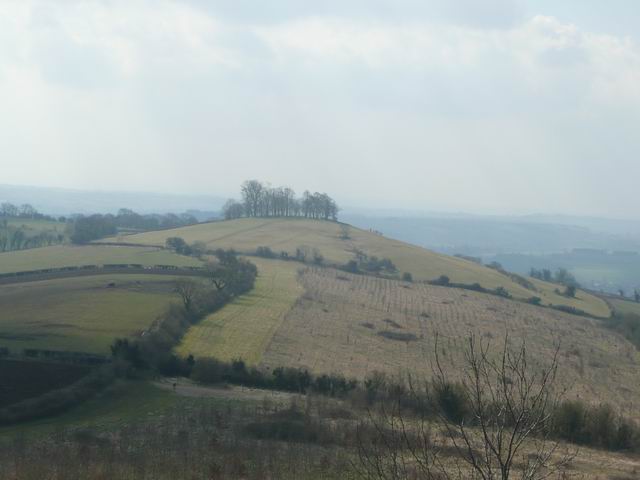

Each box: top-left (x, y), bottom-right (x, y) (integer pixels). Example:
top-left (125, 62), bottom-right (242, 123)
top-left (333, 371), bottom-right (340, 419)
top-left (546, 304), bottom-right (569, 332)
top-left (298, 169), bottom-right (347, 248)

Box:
top-left (2, 1), bottom-right (639, 218)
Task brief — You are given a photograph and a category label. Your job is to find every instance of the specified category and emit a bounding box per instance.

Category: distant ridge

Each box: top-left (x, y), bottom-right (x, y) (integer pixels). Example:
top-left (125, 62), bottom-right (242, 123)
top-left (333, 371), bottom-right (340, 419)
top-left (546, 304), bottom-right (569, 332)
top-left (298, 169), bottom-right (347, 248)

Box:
top-left (0, 184), bottom-right (225, 216)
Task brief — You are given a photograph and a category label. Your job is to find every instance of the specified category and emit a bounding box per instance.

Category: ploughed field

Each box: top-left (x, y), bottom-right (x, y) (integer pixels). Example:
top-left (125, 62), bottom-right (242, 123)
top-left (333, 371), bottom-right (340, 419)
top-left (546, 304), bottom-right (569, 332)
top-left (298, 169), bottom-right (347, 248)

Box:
top-left (105, 218), bottom-right (610, 318)
top-left (0, 274), bottom-right (198, 354)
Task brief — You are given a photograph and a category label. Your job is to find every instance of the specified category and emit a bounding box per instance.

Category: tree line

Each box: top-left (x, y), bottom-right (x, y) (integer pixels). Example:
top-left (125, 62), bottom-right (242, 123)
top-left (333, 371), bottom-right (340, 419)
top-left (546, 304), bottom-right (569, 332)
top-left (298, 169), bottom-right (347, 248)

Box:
top-left (69, 209), bottom-right (198, 244)
top-left (530, 267), bottom-right (580, 287)
top-left (222, 180), bottom-right (339, 221)
top-left (0, 202), bottom-right (55, 220)
top-left (0, 223), bottom-right (64, 252)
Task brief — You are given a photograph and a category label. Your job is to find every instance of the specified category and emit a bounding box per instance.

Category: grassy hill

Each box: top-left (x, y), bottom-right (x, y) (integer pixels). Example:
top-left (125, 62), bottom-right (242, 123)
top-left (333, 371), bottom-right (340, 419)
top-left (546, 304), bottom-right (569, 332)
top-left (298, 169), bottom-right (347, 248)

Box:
top-left (175, 263), bottom-right (639, 417)
top-left (107, 218), bottom-right (610, 317)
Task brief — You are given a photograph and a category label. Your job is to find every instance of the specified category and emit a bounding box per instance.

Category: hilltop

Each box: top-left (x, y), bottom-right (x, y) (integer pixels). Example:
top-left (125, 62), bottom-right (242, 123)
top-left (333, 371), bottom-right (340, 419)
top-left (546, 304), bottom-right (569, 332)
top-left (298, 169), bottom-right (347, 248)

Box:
top-left (105, 217), bottom-right (610, 318)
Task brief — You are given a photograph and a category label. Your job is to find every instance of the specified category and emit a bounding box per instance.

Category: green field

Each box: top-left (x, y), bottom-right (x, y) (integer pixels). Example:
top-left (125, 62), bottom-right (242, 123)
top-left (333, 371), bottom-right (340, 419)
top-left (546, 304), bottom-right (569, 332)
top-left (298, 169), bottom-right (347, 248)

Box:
top-left (609, 297), bottom-right (640, 316)
top-left (177, 258), bottom-right (302, 364)
top-left (0, 244), bottom-right (201, 274)
top-left (0, 274), bottom-right (196, 354)
top-left (107, 218), bottom-right (610, 317)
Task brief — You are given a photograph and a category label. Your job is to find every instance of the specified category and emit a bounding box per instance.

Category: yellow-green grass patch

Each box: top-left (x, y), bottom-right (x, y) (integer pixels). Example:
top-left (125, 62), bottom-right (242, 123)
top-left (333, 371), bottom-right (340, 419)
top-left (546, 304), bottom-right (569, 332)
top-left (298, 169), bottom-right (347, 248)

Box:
top-left (0, 244), bottom-right (200, 274)
top-left (609, 297), bottom-right (640, 316)
top-left (530, 278), bottom-right (611, 318)
top-left (108, 218), bottom-right (609, 317)
top-left (0, 275), bottom-right (193, 354)
top-left (177, 258), bottom-right (302, 364)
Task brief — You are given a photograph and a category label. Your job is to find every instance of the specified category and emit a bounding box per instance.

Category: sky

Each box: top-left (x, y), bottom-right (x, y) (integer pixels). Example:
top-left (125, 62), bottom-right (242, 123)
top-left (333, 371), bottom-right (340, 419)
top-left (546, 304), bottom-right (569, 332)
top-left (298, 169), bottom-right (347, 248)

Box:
top-left (1, 1), bottom-right (639, 218)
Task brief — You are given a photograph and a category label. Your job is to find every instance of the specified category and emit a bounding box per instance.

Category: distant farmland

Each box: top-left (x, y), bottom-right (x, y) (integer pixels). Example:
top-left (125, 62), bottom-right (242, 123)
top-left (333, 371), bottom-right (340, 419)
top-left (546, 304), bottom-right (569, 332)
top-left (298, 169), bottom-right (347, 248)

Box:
top-left (0, 274), bottom-right (199, 354)
top-left (103, 218), bottom-right (610, 317)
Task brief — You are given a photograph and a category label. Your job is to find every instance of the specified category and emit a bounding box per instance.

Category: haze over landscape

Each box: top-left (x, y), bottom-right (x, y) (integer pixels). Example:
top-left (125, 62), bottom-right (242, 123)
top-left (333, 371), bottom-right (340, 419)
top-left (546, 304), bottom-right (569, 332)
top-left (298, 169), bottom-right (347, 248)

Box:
top-left (2, 0), bottom-right (640, 217)
top-left (2, 2), bottom-right (640, 479)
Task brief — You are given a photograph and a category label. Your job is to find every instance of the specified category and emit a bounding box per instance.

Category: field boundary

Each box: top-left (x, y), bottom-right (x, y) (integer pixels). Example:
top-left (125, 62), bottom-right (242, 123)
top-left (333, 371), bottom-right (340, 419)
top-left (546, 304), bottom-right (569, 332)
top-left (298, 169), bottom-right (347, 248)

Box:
top-left (0, 265), bottom-right (207, 285)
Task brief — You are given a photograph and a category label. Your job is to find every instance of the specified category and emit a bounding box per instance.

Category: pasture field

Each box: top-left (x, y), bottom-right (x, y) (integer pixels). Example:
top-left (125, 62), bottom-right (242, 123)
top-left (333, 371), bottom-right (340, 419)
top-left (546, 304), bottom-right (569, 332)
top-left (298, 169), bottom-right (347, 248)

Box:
top-left (0, 244), bottom-right (201, 274)
top-left (609, 297), bottom-right (640, 316)
top-left (177, 258), bottom-right (303, 364)
top-left (106, 218), bottom-right (610, 317)
top-left (0, 274), bottom-right (197, 354)
top-left (261, 267), bottom-right (640, 417)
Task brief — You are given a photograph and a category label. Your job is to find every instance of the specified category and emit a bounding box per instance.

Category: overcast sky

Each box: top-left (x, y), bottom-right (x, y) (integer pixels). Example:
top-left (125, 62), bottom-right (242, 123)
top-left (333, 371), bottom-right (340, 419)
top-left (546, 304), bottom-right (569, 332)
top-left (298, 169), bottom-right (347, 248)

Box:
top-left (1, 1), bottom-right (639, 218)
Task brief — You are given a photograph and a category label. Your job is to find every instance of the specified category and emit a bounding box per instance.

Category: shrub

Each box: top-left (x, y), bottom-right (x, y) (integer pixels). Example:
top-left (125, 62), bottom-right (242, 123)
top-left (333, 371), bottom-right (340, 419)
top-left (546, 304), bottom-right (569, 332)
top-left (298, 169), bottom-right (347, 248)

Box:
top-left (377, 331), bottom-right (418, 342)
top-left (255, 246), bottom-right (275, 258)
top-left (430, 275), bottom-right (450, 286)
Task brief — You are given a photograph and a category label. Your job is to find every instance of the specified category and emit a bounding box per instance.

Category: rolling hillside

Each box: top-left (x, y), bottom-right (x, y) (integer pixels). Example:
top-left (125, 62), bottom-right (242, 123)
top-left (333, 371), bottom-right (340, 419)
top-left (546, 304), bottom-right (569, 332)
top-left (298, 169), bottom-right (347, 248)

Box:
top-left (107, 218), bottom-right (610, 317)
top-left (262, 268), bottom-right (639, 415)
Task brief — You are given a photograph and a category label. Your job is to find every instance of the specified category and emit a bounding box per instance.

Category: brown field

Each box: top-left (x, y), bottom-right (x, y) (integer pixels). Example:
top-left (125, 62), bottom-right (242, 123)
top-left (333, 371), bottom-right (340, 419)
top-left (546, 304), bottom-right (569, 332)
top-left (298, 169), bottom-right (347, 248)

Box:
top-left (260, 267), bottom-right (640, 417)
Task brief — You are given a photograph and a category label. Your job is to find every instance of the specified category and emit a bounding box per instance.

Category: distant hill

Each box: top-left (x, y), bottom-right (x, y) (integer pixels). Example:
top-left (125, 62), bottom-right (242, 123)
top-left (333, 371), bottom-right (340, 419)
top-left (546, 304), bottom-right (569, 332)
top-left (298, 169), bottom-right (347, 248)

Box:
top-left (106, 217), bottom-right (610, 318)
top-left (0, 184), bottom-right (225, 216)
top-left (341, 213), bottom-right (640, 256)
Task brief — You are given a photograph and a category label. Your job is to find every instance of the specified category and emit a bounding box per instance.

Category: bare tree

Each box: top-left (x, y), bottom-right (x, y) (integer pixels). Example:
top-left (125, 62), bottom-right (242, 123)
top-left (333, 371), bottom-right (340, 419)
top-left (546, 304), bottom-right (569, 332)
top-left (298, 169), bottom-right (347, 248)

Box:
top-left (356, 332), bottom-right (573, 480)
top-left (241, 180), bottom-right (264, 217)
top-left (174, 279), bottom-right (198, 311)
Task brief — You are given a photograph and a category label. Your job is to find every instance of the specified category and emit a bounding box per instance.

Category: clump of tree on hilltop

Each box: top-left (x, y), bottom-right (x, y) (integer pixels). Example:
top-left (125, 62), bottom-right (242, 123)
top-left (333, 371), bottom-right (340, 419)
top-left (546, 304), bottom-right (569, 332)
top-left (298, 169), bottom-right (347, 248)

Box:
top-left (223, 180), bottom-right (339, 221)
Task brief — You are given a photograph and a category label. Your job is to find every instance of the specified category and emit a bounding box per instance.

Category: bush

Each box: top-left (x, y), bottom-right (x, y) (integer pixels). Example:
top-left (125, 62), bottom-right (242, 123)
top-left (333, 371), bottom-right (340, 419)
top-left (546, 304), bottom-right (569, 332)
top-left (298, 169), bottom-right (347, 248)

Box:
top-left (430, 275), bottom-right (450, 286)
top-left (402, 272), bottom-right (413, 283)
top-left (256, 246), bottom-right (275, 258)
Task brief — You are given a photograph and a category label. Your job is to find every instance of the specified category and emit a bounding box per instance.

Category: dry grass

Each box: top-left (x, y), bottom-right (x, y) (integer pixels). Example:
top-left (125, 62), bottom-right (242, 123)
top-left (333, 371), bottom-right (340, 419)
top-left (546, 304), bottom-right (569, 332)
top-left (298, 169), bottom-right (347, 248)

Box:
top-left (106, 217), bottom-right (610, 317)
top-left (176, 258), bottom-right (302, 364)
top-left (260, 267), bottom-right (640, 418)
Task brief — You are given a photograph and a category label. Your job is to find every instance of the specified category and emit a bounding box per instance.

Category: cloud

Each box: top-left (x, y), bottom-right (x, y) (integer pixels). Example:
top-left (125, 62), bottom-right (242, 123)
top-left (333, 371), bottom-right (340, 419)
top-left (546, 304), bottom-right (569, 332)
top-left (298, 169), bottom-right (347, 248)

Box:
top-left (188, 0), bottom-right (526, 29)
top-left (0, 1), bottom-right (639, 218)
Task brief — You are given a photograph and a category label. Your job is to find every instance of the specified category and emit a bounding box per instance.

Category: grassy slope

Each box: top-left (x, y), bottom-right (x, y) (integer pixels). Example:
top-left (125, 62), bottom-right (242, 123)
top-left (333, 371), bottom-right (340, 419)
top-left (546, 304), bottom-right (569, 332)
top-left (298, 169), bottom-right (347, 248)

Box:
top-left (177, 258), bottom-right (302, 364)
top-left (0, 244), bottom-right (200, 274)
top-left (609, 297), bottom-right (640, 316)
top-left (261, 267), bottom-right (640, 417)
top-left (0, 275), bottom-right (193, 354)
top-left (109, 218), bottom-right (609, 317)
top-left (0, 381), bottom-right (177, 440)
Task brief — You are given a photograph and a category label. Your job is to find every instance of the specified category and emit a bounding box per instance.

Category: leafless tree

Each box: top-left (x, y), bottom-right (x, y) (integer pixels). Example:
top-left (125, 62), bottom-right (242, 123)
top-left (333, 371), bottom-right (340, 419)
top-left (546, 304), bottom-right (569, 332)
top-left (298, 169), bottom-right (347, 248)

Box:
top-left (174, 279), bottom-right (198, 311)
top-left (356, 332), bottom-right (573, 480)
